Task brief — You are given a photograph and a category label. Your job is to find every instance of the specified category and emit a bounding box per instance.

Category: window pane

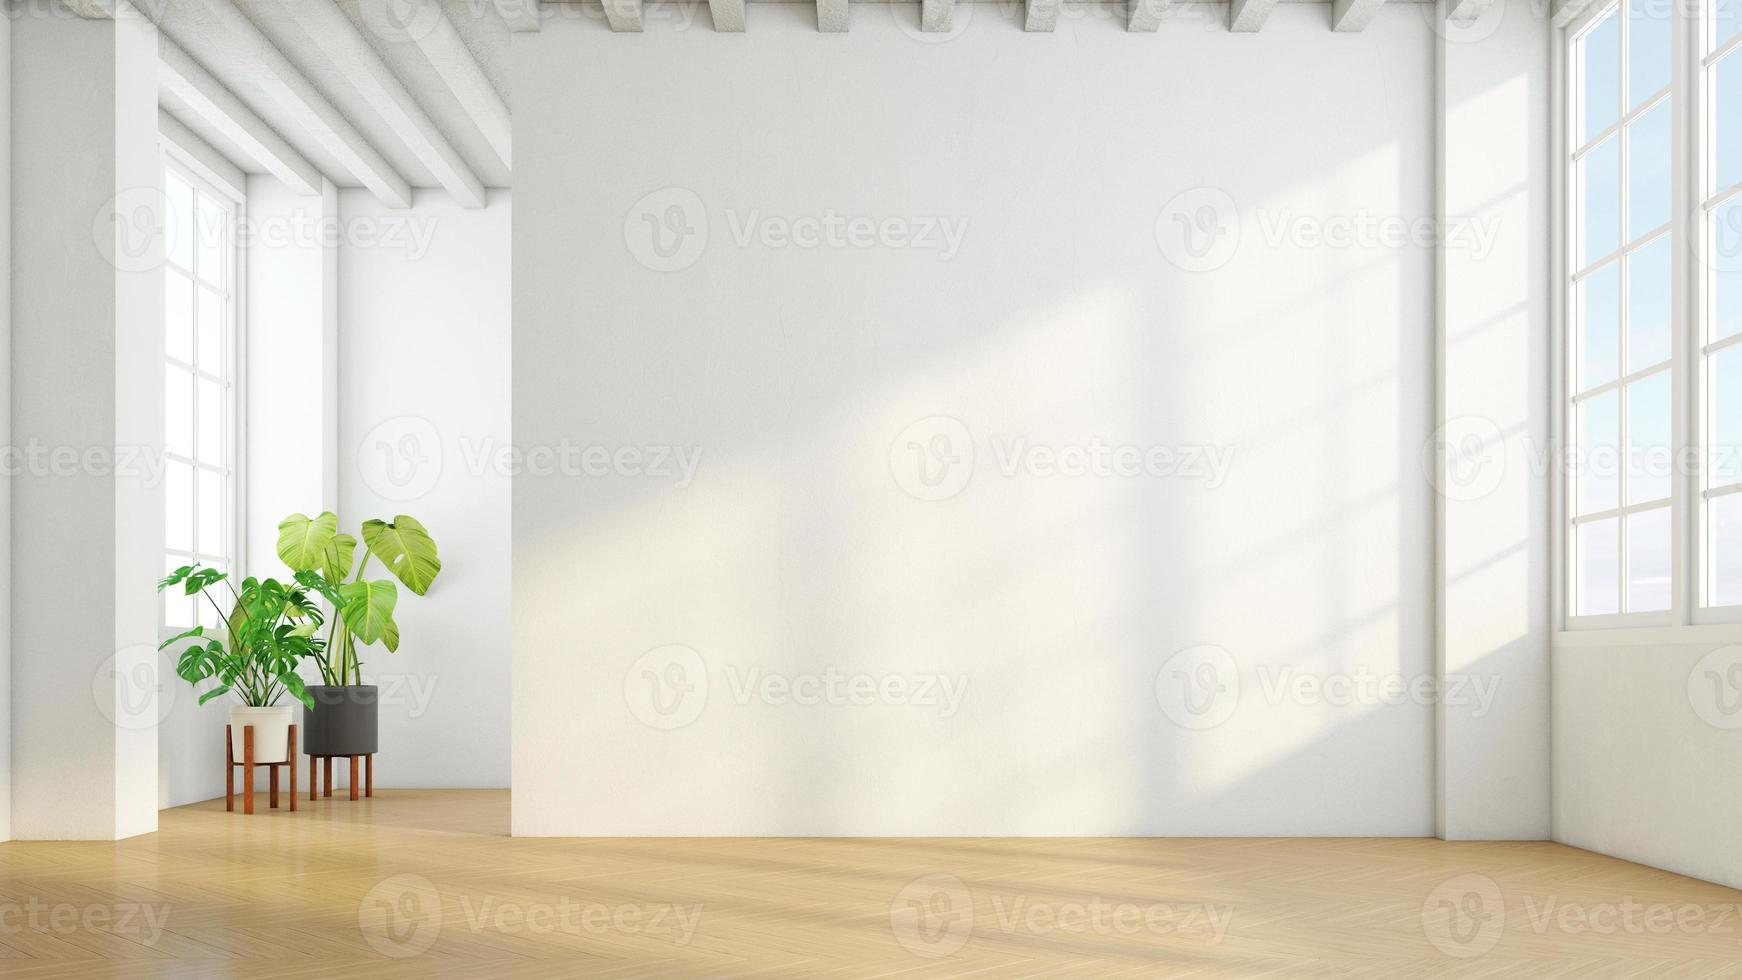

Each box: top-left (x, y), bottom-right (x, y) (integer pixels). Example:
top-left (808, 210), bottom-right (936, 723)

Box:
top-left (1582, 12), bottom-right (1621, 143)
top-left (1626, 506), bottom-right (1672, 611)
top-left (164, 555), bottom-right (194, 629)
top-left (1720, 0), bottom-right (1741, 55)
top-left (1627, 371), bottom-right (1672, 503)
top-left (1580, 263), bottom-right (1621, 389)
top-left (165, 461), bottom-right (192, 554)
top-left (166, 271), bottom-right (193, 364)
top-left (196, 195), bottom-right (226, 286)
top-left (197, 468), bottom-right (224, 556)
top-left (1717, 199), bottom-right (1742, 342)
top-left (197, 376), bottom-right (223, 467)
top-left (197, 562), bottom-right (227, 630)
top-left (197, 286), bottom-right (224, 377)
top-left (1579, 389), bottom-right (1622, 514)
top-left (1578, 517), bottom-right (1621, 615)
top-left (1628, 0), bottom-right (1671, 108)
top-left (1714, 493), bottom-right (1742, 605)
top-left (1627, 100), bottom-right (1672, 239)
top-left (165, 364), bottom-right (193, 459)
top-left (1713, 345), bottom-right (1742, 487)
top-left (1627, 236), bottom-right (1671, 369)
top-left (165, 172), bottom-right (194, 271)
top-left (1582, 137), bottom-right (1621, 265)
top-left (1718, 53), bottom-right (1742, 195)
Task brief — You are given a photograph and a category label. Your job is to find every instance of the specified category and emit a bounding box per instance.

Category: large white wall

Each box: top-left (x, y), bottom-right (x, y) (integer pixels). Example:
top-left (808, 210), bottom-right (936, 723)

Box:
top-left (513, 5), bottom-right (1442, 835)
top-left (0, 9), bottom-right (11, 843)
top-left (338, 188), bottom-right (512, 789)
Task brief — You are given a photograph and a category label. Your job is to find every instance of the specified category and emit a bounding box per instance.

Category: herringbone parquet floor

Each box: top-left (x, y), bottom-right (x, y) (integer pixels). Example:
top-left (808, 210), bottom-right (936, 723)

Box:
top-left (1, 790), bottom-right (1738, 978)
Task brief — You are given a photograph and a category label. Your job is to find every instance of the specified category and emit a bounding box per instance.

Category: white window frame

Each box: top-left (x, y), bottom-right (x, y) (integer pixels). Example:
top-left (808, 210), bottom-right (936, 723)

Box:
top-left (160, 144), bottom-right (248, 637)
top-left (1557, 0), bottom-right (1742, 643)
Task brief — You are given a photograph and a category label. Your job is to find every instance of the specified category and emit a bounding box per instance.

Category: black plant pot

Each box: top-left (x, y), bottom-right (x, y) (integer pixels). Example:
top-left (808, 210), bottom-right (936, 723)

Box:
top-left (302, 685), bottom-right (379, 756)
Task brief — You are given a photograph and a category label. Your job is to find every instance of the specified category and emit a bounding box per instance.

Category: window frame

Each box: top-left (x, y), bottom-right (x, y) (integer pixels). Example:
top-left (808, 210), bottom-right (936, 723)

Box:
top-left (159, 144), bottom-right (248, 638)
top-left (1558, 0), bottom-right (1742, 636)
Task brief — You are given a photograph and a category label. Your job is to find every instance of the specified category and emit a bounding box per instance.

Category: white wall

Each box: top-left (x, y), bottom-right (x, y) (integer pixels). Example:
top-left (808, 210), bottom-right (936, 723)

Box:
top-left (0, 9), bottom-right (11, 844)
top-left (1555, 639), bottom-right (1742, 889)
top-left (338, 188), bottom-right (512, 789)
top-left (513, 5), bottom-right (1439, 835)
top-left (1435, 0), bottom-right (1552, 838)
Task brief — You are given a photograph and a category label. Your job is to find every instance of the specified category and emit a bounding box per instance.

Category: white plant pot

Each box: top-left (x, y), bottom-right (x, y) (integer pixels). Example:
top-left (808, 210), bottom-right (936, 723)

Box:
top-left (229, 705), bottom-right (294, 764)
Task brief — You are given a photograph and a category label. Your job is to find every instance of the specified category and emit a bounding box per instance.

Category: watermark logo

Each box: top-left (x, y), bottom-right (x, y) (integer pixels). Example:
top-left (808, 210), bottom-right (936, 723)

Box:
top-left (1688, 645), bottom-right (1742, 729)
top-left (890, 415), bottom-right (975, 501)
top-left (358, 416), bottom-right (444, 502)
top-left (890, 875), bottom-right (974, 958)
top-left (1698, 198), bottom-right (1742, 277)
top-left (1155, 644), bottom-right (1240, 730)
top-left (93, 644), bottom-right (174, 732)
top-left (94, 187), bottom-right (174, 274)
top-left (893, 0), bottom-right (974, 42)
top-left (1421, 873), bottom-right (1504, 959)
top-left (626, 187), bottom-right (709, 272)
top-left (1155, 187), bottom-right (1240, 273)
top-left (359, 0), bottom-right (447, 43)
top-left (1426, 0), bottom-right (1509, 46)
top-left (0, 899), bottom-right (171, 946)
top-left (359, 874), bottom-right (443, 958)
top-left (625, 644), bottom-right (710, 730)
top-left (1424, 415), bottom-right (1506, 501)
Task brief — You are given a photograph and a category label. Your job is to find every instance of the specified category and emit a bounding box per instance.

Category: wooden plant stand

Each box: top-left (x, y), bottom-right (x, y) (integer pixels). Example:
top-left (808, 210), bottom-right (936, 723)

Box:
top-left (309, 753), bottom-right (373, 802)
top-left (226, 724), bottom-right (297, 815)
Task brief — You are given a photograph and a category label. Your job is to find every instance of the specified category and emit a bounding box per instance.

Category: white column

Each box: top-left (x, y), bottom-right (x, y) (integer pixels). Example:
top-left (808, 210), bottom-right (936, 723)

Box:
top-left (1434, 0), bottom-right (1553, 839)
top-left (0, 9), bottom-right (13, 845)
top-left (11, 5), bottom-right (163, 840)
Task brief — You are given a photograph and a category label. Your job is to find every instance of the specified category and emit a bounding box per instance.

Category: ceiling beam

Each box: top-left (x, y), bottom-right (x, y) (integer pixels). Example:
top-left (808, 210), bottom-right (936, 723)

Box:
top-left (1331, 0), bottom-right (1385, 30)
top-left (390, 0), bottom-right (512, 171)
top-left (158, 109), bottom-right (248, 194)
top-left (183, 0), bottom-right (411, 208)
top-left (817, 0), bottom-right (849, 32)
top-left (282, 0), bottom-right (486, 208)
top-left (1228, 0), bottom-right (1279, 30)
top-left (602, 0), bottom-right (645, 31)
top-left (1552, 0), bottom-right (1597, 26)
top-left (159, 39), bottom-right (325, 196)
top-left (1445, 0), bottom-right (1493, 21)
top-left (1024, 0), bottom-right (1058, 30)
top-left (921, 0), bottom-right (954, 30)
top-left (1128, 0), bottom-right (1172, 30)
top-left (709, 0), bottom-right (746, 30)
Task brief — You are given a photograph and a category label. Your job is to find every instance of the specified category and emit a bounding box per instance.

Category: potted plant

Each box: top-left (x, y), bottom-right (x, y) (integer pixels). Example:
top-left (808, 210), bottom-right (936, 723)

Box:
top-left (157, 566), bottom-right (321, 764)
top-left (275, 512), bottom-right (442, 762)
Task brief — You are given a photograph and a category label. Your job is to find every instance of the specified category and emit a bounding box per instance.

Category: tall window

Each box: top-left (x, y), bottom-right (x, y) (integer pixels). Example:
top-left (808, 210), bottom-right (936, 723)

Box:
top-left (1564, 0), bottom-right (1742, 627)
top-left (162, 156), bottom-right (242, 631)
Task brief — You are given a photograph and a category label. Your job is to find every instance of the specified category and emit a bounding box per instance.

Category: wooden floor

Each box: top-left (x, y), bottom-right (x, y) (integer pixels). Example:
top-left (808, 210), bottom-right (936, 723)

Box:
top-left (1, 791), bottom-right (1739, 978)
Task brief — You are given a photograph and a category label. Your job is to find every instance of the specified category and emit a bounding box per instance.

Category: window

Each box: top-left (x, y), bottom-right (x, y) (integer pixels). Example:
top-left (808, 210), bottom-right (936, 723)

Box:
top-left (1563, 0), bottom-right (1742, 628)
top-left (162, 156), bottom-right (243, 632)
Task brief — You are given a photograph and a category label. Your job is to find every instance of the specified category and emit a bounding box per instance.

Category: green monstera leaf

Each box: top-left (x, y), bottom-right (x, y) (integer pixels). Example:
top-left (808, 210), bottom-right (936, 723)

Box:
top-left (361, 516), bottom-right (441, 595)
top-left (277, 512), bottom-right (338, 572)
top-left (340, 579), bottom-right (400, 652)
top-left (323, 533), bottom-right (357, 584)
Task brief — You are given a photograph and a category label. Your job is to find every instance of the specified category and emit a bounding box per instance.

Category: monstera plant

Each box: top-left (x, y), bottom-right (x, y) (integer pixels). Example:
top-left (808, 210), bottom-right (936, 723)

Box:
top-left (157, 566), bottom-right (323, 765)
top-left (275, 512), bottom-right (442, 770)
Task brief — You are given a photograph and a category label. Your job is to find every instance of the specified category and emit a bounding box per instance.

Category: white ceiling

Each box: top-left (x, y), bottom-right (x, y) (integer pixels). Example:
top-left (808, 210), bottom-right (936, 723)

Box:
top-left (154, 0), bottom-right (516, 196)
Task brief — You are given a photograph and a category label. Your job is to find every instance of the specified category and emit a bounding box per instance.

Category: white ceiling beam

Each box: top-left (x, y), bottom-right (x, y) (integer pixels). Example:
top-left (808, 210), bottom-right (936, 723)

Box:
top-left (1128, 0), bottom-right (1172, 30)
top-left (1331, 0), bottom-right (1385, 30)
top-left (602, 0), bottom-right (645, 31)
top-left (498, 0), bottom-right (543, 30)
top-left (386, 0), bottom-right (512, 171)
top-left (709, 0), bottom-right (746, 30)
top-left (1228, 0), bottom-right (1279, 30)
top-left (1024, 0), bottom-right (1058, 30)
top-left (282, 0), bottom-right (486, 208)
top-left (817, 0), bottom-right (849, 32)
top-left (921, 0), bottom-right (953, 30)
top-left (159, 39), bottom-right (325, 196)
top-left (184, 0), bottom-right (411, 208)
top-left (158, 109), bottom-right (248, 195)
top-left (1445, 0), bottom-right (1494, 21)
